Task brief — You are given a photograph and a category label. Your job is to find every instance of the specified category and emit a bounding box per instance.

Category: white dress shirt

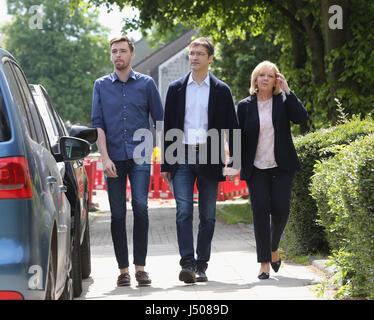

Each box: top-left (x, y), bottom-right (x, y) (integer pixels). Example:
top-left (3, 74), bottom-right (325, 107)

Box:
top-left (184, 73), bottom-right (210, 145)
top-left (253, 97), bottom-right (278, 169)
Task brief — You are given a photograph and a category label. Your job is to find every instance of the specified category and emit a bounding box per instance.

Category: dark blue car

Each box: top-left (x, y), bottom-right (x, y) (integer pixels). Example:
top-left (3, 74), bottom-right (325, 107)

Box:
top-left (0, 48), bottom-right (90, 299)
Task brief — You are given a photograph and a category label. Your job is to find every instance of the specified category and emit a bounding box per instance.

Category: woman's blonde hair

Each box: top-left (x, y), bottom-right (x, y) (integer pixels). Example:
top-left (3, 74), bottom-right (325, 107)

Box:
top-left (249, 60), bottom-right (282, 95)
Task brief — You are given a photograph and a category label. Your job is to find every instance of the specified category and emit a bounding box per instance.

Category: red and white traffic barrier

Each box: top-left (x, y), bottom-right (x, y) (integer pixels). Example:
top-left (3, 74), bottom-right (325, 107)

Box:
top-left (84, 158), bottom-right (248, 202)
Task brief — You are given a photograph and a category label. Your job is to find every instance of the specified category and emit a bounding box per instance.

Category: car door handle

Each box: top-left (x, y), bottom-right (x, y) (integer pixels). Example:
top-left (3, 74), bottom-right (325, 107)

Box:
top-left (58, 185), bottom-right (68, 193)
top-left (46, 176), bottom-right (57, 184)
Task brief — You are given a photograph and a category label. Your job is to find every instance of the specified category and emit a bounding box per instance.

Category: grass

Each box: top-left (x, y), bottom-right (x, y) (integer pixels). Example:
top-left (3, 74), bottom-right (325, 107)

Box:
top-left (216, 201), bottom-right (253, 225)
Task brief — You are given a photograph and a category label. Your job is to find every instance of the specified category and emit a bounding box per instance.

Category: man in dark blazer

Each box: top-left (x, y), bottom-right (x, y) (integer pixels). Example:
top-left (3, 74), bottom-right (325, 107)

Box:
top-left (161, 37), bottom-right (239, 283)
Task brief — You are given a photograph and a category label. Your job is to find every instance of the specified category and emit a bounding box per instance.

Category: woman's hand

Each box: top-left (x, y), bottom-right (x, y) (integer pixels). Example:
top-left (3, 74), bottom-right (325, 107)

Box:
top-left (276, 73), bottom-right (290, 94)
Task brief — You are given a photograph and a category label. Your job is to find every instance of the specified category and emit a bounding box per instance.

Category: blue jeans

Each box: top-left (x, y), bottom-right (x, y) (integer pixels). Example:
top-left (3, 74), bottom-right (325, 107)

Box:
top-left (172, 151), bottom-right (219, 270)
top-left (106, 160), bottom-right (150, 269)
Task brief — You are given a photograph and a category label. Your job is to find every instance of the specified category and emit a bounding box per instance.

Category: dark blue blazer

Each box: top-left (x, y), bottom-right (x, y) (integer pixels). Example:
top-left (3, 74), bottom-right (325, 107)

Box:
top-left (161, 72), bottom-right (239, 181)
top-left (237, 91), bottom-right (309, 181)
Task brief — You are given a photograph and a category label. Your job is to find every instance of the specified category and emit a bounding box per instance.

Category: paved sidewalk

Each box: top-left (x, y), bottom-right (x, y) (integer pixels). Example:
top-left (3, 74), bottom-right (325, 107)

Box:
top-left (77, 190), bottom-right (330, 300)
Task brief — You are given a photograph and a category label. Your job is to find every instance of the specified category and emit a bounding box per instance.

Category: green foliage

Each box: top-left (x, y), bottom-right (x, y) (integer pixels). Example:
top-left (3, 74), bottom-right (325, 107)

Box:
top-left (2, 0), bottom-right (112, 125)
top-left (310, 133), bottom-right (374, 298)
top-left (323, 1), bottom-right (374, 118)
top-left (283, 115), bottom-right (374, 256)
top-left (276, 39), bottom-right (323, 130)
top-left (144, 23), bottom-right (192, 50)
top-left (73, 0), bottom-right (374, 128)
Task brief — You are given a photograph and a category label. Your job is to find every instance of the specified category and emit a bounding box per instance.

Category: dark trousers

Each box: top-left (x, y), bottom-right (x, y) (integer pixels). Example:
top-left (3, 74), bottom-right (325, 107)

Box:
top-left (246, 166), bottom-right (295, 263)
top-left (106, 160), bottom-right (150, 269)
top-left (172, 149), bottom-right (219, 271)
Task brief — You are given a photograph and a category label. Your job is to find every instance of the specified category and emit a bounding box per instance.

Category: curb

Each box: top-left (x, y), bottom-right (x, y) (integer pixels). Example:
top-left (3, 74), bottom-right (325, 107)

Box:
top-left (310, 258), bottom-right (337, 276)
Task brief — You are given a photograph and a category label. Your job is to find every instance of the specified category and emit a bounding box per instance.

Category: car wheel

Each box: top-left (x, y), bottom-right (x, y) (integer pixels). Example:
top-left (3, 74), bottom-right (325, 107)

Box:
top-left (71, 205), bottom-right (82, 297)
top-left (81, 213), bottom-right (91, 279)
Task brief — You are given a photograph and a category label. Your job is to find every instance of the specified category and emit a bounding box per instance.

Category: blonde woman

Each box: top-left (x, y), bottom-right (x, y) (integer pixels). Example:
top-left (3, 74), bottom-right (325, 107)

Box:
top-left (237, 61), bottom-right (309, 279)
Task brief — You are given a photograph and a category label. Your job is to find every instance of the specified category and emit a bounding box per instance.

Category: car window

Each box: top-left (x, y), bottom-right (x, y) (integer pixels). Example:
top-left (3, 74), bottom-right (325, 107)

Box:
top-left (30, 85), bottom-right (59, 147)
top-left (0, 86), bottom-right (11, 142)
top-left (2, 61), bottom-right (34, 137)
top-left (54, 110), bottom-right (69, 136)
top-left (11, 64), bottom-right (50, 151)
top-left (40, 86), bottom-right (68, 136)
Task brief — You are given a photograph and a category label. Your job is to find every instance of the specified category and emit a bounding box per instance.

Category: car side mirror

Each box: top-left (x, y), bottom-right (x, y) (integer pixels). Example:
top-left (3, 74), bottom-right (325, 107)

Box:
top-left (70, 125), bottom-right (98, 144)
top-left (55, 136), bottom-right (90, 162)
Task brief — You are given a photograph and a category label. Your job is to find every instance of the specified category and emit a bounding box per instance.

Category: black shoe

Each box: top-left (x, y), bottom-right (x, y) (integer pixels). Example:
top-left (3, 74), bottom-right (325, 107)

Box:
top-left (195, 268), bottom-right (208, 282)
top-left (258, 272), bottom-right (270, 280)
top-left (135, 271), bottom-right (152, 286)
top-left (179, 266), bottom-right (196, 284)
top-left (271, 259), bottom-right (281, 273)
top-left (117, 273), bottom-right (131, 286)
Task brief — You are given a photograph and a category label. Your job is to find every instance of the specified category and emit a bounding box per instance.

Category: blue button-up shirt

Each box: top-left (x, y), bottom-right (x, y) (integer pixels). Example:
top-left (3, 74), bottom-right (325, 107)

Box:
top-left (91, 70), bottom-right (164, 161)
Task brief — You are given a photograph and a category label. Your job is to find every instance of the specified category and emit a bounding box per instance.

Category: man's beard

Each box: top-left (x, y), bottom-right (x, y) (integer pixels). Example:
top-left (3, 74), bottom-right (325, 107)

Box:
top-left (114, 60), bottom-right (129, 71)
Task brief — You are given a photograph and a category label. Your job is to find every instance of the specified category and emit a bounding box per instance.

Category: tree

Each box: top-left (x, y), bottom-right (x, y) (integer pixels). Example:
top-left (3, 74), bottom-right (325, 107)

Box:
top-left (2, 0), bottom-right (112, 125)
top-left (144, 22), bottom-right (192, 50)
top-left (70, 0), bottom-right (374, 128)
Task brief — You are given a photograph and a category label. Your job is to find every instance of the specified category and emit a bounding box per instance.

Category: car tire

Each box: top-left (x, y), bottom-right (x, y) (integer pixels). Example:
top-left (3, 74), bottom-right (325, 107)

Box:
top-left (45, 239), bottom-right (56, 300)
top-left (71, 205), bottom-right (82, 298)
top-left (81, 213), bottom-right (91, 279)
top-left (59, 274), bottom-right (73, 300)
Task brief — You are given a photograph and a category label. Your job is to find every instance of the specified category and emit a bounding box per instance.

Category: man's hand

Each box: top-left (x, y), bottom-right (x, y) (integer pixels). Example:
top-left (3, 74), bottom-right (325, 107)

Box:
top-left (103, 158), bottom-right (118, 178)
top-left (161, 172), bottom-right (171, 182)
top-left (96, 128), bottom-right (117, 178)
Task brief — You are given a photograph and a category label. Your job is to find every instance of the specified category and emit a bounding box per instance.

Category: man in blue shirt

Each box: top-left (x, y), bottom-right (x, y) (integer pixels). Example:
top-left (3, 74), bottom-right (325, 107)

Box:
top-left (92, 35), bottom-right (163, 287)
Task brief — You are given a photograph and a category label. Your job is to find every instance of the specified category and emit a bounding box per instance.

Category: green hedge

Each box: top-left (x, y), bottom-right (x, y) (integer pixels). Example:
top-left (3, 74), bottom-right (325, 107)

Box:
top-left (282, 115), bottom-right (374, 255)
top-left (310, 134), bottom-right (374, 298)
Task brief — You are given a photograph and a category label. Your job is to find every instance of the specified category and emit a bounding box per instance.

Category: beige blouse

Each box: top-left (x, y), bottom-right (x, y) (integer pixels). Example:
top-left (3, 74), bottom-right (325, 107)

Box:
top-left (253, 98), bottom-right (278, 169)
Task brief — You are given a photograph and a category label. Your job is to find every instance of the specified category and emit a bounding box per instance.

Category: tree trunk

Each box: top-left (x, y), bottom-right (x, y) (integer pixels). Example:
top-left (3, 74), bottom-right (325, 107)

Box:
top-left (320, 0), bottom-right (351, 56)
top-left (271, 0), bottom-right (310, 132)
top-left (320, 0), bottom-right (354, 123)
top-left (288, 10), bottom-right (307, 69)
top-left (289, 22), bottom-right (310, 133)
top-left (295, 0), bottom-right (327, 86)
